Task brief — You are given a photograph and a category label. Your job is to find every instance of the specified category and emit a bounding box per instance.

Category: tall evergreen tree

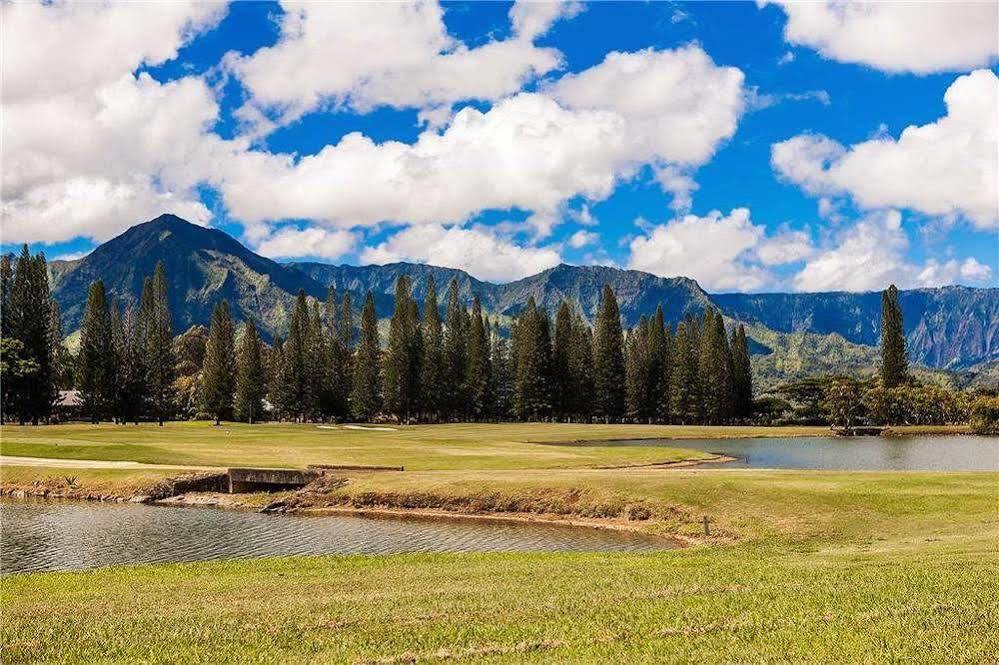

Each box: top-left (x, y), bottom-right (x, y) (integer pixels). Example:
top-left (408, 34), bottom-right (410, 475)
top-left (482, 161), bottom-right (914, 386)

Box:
top-left (513, 297), bottom-right (552, 420)
top-left (267, 336), bottom-right (285, 418)
top-left (669, 321), bottom-right (699, 424)
top-left (568, 311), bottom-right (594, 421)
top-left (698, 310), bottom-right (732, 424)
top-left (5, 248), bottom-right (56, 423)
top-left (646, 305), bottom-right (667, 418)
top-left (144, 262), bottom-right (175, 425)
top-left (337, 292), bottom-right (354, 418)
top-left (199, 300), bottom-right (236, 424)
top-left (592, 284), bottom-right (625, 421)
top-left (730, 324), bottom-right (753, 419)
top-left (625, 317), bottom-right (650, 421)
top-left (77, 281), bottom-right (114, 423)
top-left (116, 305), bottom-right (146, 424)
top-left (552, 301), bottom-right (574, 420)
top-left (0, 253), bottom-right (12, 340)
top-left (880, 284), bottom-right (908, 389)
top-left (419, 276), bottom-right (445, 420)
top-left (279, 290), bottom-right (316, 421)
top-left (235, 320), bottom-right (266, 423)
top-left (383, 276), bottom-right (422, 420)
top-left (351, 292), bottom-right (381, 420)
top-left (442, 278), bottom-right (467, 420)
top-left (490, 322), bottom-right (513, 419)
top-left (465, 296), bottom-right (491, 419)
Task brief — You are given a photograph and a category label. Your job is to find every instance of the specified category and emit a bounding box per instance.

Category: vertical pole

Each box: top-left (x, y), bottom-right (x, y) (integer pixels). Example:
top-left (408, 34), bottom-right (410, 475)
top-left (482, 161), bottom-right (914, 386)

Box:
top-left (703, 515), bottom-right (710, 536)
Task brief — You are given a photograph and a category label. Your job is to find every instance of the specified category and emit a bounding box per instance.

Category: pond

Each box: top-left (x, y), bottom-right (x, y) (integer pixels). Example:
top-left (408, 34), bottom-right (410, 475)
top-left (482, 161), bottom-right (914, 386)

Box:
top-left (604, 435), bottom-right (999, 471)
top-left (0, 500), bottom-right (673, 574)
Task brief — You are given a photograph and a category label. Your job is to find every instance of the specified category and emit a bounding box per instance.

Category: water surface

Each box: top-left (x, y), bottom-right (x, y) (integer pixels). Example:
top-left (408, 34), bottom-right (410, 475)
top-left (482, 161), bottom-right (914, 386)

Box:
top-left (0, 500), bottom-right (671, 574)
top-left (603, 435), bottom-right (999, 471)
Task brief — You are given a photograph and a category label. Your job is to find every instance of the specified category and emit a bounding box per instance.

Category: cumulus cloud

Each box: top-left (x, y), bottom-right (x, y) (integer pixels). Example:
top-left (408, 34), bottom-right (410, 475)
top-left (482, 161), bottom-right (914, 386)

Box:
top-left (756, 229), bottom-right (814, 265)
top-left (627, 208), bottom-right (775, 292)
top-left (253, 226), bottom-right (357, 261)
top-left (567, 230), bottom-right (599, 249)
top-left (0, 1), bottom-right (227, 244)
top-left (772, 70), bottom-right (999, 229)
top-left (792, 210), bottom-right (993, 292)
top-left (361, 225), bottom-right (561, 282)
top-left (546, 46), bottom-right (745, 167)
top-left (230, 0), bottom-right (573, 130)
top-left (763, 1), bottom-right (999, 73)
top-left (218, 45), bottom-right (746, 237)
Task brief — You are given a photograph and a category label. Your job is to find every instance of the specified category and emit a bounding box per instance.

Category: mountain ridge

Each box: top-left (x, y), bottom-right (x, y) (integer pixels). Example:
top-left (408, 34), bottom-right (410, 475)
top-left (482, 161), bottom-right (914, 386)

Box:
top-left (44, 215), bottom-right (999, 378)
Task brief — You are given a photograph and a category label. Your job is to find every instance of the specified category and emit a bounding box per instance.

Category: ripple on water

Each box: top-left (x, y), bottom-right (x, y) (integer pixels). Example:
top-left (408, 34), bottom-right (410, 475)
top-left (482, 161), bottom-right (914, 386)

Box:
top-left (0, 500), bottom-right (672, 574)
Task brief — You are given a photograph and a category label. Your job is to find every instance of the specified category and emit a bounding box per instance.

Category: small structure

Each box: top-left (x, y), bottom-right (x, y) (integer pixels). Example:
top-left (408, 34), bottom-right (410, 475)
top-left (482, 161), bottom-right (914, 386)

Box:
top-left (53, 390), bottom-right (83, 421)
top-left (227, 467), bottom-right (323, 493)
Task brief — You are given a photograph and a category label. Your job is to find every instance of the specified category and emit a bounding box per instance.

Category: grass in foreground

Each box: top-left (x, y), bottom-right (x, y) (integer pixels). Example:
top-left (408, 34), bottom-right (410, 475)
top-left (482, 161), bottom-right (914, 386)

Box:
top-left (0, 421), bottom-right (832, 471)
top-left (3, 470), bottom-right (998, 663)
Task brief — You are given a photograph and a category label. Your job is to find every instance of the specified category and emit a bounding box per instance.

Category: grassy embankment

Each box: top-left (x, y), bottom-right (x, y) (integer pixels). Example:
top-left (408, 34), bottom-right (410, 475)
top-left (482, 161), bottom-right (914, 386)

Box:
top-left (3, 468), bottom-right (998, 662)
top-left (2, 422), bottom-right (996, 661)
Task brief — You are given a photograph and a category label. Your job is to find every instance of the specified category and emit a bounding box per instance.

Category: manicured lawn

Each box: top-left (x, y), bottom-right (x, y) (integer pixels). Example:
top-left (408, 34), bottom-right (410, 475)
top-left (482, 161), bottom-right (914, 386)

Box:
top-left (0, 421), bottom-right (830, 471)
top-left (3, 470), bottom-right (997, 663)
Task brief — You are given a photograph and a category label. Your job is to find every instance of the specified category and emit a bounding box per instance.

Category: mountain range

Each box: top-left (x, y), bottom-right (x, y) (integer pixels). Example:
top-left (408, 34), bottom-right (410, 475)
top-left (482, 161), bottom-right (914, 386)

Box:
top-left (46, 214), bottom-right (999, 388)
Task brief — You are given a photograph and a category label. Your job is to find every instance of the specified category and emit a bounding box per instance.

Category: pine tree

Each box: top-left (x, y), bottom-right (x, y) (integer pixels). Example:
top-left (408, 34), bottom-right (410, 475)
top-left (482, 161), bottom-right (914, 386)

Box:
top-left (337, 292), bottom-right (354, 418)
top-left (490, 322), bottom-right (513, 419)
top-left (880, 284), bottom-right (908, 389)
top-left (442, 278), bottom-right (467, 420)
top-left (669, 321), bottom-right (699, 424)
top-left (513, 297), bottom-right (552, 420)
top-left (730, 324), bottom-right (753, 419)
top-left (592, 284), bottom-right (625, 421)
top-left (145, 262), bottom-right (175, 425)
top-left (279, 290), bottom-right (315, 421)
top-left (199, 300), bottom-right (236, 424)
top-left (235, 319), bottom-right (266, 423)
top-left (419, 275), bottom-right (445, 421)
top-left (116, 305), bottom-right (146, 425)
top-left (351, 292), bottom-right (381, 420)
top-left (78, 281), bottom-right (114, 423)
top-left (625, 317), bottom-right (650, 421)
top-left (698, 310), bottom-right (732, 424)
top-left (5, 247), bottom-right (56, 423)
top-left (0, 253), bottom-right (12, 340)
top-left (646, 305), bottom-right (667, 419)
top-left (657, 323), bottom-right (674, 422)
top-left (384, 276), bottom-right (421, 420)
top-left (568, 311), bottom-right (594, 421)
top-left (465, 296), bottom-right (491, 419)
top-left (552, 301), bottom-right (573, 421)
top-left (267, 336), bottom-right (285, 418)
top-left (308, 299), bottom-right (327, 419)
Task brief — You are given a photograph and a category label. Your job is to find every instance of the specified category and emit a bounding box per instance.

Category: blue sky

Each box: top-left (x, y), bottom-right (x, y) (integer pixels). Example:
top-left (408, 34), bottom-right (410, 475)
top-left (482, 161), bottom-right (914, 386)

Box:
top-left (2, 1), bottom-right (997, 291)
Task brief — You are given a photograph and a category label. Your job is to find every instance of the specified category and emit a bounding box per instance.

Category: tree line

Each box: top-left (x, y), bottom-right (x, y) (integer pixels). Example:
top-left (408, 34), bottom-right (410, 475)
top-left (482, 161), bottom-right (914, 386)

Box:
top-left (4, 253), bottom-right (992, 431)
top-left (56, 268), bottom-right (754, 425)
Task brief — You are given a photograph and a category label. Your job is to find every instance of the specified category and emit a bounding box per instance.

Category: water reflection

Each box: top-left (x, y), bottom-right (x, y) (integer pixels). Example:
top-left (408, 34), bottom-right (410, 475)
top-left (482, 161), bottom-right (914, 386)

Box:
top-left (0, 500), bottom-right (672, 574)
top-left (604, 435), bottom-right (999, 471)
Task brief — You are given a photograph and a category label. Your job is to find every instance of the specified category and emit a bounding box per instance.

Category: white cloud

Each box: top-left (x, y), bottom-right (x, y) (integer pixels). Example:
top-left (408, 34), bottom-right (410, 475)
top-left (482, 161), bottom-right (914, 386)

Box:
top-left (763, 1), bottom-right (999, 74)
top-left (627, 208), bottom-right (773, 292)
top-left (230, 0), bottom-right (571, 130)
top-left (653, 165), bottom-right (699, 212)
top-left (361, 225), bottom-right (561, 282)
top-left (218, 45), bottom-right (746, 239)
top-left (253, 226), bottom-right (357, 261)
top-left (567, 230), bottom-right (599, 249)
top-left (778, 50), bottom-right (795, 66)
top-left (792, 210), bottom-right (993, 292)
top-left (772, 70), bottom-right (999, 229)
top-left (756, 229), bottom-right (814, 265)
top-left (917, 258), bottom-right (994, 287)
top-left (0, 1), bottom-right (227, 244)
top-left (547, 46), bottom-right (745, 167)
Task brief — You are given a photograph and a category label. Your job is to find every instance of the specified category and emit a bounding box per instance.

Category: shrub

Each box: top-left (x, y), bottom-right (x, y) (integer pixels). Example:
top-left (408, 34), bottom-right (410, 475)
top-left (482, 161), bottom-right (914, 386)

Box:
top-left (969, 396), bottom-right (999, 435)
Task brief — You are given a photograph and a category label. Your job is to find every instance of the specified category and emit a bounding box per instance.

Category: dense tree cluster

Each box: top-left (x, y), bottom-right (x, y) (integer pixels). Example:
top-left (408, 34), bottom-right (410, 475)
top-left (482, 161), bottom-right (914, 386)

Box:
top-left (0, 247), bottom-right (63, 424)
top-left (10, 267), bottom-right (993, 430)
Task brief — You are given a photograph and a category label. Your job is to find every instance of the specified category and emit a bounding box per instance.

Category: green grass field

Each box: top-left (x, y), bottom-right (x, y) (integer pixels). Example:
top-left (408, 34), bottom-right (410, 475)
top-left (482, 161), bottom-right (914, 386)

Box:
top-left (2, 423), bottom-right (997, 662)
top-left (0, 421), bottom-right (831, 470)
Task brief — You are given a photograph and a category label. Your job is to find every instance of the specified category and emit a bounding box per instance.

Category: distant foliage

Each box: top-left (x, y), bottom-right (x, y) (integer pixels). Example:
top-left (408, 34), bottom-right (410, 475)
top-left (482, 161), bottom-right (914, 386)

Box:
top-left (969, 396), bottom-right (999, 435)
top-left (880, 284), bottom-right (909, 389)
